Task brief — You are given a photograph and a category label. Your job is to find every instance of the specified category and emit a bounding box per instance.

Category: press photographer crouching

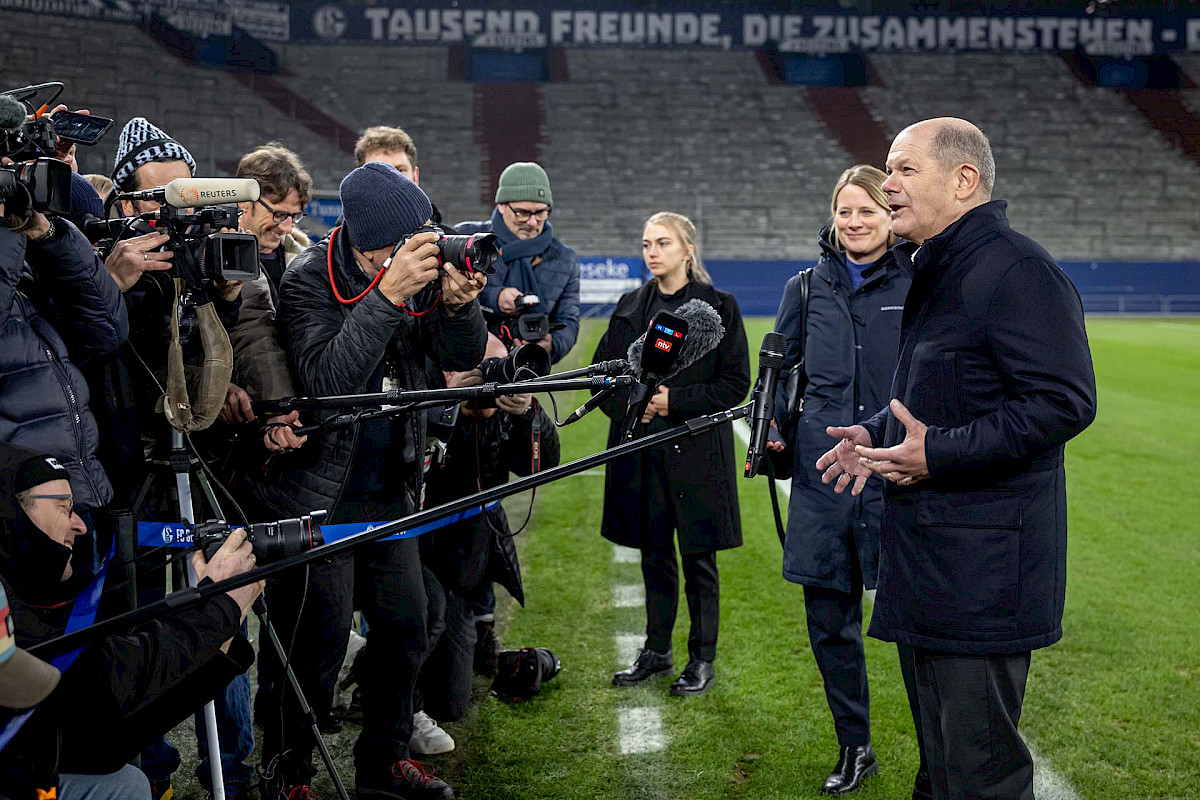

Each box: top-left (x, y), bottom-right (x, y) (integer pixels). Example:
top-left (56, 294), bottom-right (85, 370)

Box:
top-left (417, 333), bottom-right (561, 727)
top-left (256, 162), bottom-right (487, 800)
top-left (0, 443), bottom-right (263, 800)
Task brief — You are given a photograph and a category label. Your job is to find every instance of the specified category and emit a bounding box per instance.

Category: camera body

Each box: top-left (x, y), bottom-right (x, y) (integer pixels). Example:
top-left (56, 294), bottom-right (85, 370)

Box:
top-left (86, 204), bottom-right (260, 287)
top-left (0, 158), bottom-right (72, 224)
top-left (512, 294), bottom-right (550, 343)
top-left (193, 510), bottom-right (326, 565)
top-left (403, 224), bottom-right (502, 278)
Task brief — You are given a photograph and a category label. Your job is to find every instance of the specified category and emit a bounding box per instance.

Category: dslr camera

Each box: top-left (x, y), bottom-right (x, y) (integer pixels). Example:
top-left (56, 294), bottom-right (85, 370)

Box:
top-left (193, 510), bottom-right (326, 565)
top-left (399, 224), bottom-right (501, 310)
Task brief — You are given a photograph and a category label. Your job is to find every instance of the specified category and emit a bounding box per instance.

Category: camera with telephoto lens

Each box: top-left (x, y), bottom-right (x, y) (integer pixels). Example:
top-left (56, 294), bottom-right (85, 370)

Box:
top-left (491, 647), bottom-right (561, 701)
top-left (85, 203), bottom-right (260, 287)
top-left (193, 510), bottom-right (326, 565)
top-left (470, 342), bottom-right (550, 411)
top-left (399, 224), bottom-right (501, 309)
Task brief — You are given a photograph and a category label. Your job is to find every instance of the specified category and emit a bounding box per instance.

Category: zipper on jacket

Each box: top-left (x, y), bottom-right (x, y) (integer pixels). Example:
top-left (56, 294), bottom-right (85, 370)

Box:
top-left (37, 333), bottom-right (104, 505)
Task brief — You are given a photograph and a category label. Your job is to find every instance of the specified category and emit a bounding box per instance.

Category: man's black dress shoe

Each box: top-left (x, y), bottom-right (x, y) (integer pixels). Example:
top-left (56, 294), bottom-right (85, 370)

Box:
top-left (669, 659), bottom-right (715, 696)
top-left (613, 648), bottom-right (673, 686)
top-left (820, 743), bottom-right (879, 795)
top-left (912, 767), bottom-right (933, 800)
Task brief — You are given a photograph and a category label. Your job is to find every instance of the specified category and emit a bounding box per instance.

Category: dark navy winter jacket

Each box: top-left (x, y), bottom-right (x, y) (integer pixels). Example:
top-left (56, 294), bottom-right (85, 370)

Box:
top-left (861, 201), bottom-right (1096, 655)
top-left (0, 222), bottom-right (128, 511)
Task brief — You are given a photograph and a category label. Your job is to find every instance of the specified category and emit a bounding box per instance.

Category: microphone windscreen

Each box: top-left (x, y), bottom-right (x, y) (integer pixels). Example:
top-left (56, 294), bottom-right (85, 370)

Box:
top-left (0, 95), bottom-right (27, 133)
top-left (625, 298), bottom-right (725, 379)
top-left (163, 177), bottom-right (261, 208)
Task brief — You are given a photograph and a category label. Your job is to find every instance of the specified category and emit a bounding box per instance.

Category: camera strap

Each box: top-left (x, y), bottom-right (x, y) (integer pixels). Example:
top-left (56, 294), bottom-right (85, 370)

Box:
top-left (161, 278), bottom-right (234, 432)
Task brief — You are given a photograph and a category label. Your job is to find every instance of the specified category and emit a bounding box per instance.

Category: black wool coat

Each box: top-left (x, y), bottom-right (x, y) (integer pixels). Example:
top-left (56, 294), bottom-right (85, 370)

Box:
top-left (774, 232), bottom-right (912, 592)
top-left (594, 281), bottom-right (750, 554)
top-left (862, 201), bottom-right (1097, 655)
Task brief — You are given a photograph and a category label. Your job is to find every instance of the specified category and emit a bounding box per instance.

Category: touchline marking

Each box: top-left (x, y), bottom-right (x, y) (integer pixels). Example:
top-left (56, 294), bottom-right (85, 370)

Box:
top-left (732, 420), bottom-right (790, 499)
top-left (613, 544), bottom-right (640, 563)
top-left (618, 707), bottom-right (665, 754)
top-left (613, 584), bottom-right (645, 608)
top-left (615, 633), bottom-right (642, 666)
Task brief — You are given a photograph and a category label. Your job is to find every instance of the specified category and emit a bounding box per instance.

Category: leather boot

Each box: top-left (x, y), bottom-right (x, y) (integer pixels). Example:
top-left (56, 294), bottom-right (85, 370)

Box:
top-left (821, 743), bottom-right (879, 795)
top-left (613, 648), bottom-right (673, 686)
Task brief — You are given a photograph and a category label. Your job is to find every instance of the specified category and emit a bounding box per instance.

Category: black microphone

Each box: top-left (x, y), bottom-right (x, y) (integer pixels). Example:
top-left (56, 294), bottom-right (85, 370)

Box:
top-left (619, 298), bottom-right (725, 441)
top-left (744, 331), bottom-right (786, 478)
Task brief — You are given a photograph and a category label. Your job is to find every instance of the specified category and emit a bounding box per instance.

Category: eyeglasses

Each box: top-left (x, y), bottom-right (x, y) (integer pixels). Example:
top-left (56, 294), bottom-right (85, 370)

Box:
top-left (27, 494), bottom-right (74, 516)
top-left (258, 198), bottom-right (306, 225)
top-left (504, 204), bottom-right (551, 223)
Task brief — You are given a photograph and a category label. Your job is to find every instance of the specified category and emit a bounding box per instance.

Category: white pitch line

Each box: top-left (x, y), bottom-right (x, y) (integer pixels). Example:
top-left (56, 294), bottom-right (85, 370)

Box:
top-left (731, 420), bottom-right (790, 499)
top-left (618, 707), bottom-right (665, 754)
top-left (1030, 743), bottom-right (1083, 800)
top-left (615, 633), bottom-right (643, 666)
top-left (613, 544), bottom-right (640, 563)
top-left (612, 584), bottom-right (645, 608)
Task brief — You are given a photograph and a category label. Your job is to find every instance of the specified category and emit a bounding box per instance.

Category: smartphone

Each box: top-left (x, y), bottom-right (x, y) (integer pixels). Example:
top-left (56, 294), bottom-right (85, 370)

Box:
top-left (53, 110), bottom-right (113, 145)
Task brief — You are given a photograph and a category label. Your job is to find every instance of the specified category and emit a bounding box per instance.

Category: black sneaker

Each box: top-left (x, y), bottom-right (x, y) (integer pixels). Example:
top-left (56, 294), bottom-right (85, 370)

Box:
top-left (356, 758), bottom-right (454, 800)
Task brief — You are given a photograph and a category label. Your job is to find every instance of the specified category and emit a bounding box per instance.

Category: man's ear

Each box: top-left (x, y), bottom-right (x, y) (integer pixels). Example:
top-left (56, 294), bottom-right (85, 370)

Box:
top-left (955, 164), bottom-right (982, 201)
top-left (412, 166), bottom-right (420, 186)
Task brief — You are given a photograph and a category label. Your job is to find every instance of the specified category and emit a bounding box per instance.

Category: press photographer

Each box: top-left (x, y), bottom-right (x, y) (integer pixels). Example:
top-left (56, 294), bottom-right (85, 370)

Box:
top-left (0, 442), bottom-right (262, 800)
top-left (418, 333), bottom-right (561, 725)
top-left (456, 161), bottom-right (580, 364)
top-left (258, 162), bottom-right (486, 800)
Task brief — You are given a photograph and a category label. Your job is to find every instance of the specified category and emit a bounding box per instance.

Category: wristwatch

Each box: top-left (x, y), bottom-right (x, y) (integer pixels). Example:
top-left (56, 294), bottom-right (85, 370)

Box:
top-left (28, 217), bottom-right (56, 242)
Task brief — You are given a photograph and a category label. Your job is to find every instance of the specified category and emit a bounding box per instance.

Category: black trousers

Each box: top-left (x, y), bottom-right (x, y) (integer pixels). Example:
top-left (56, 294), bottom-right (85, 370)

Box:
top-left (803, 564), bottom-right (869, 746)
top-left (641, 543), bottom-right (719, 662)
top-left (416, 567), bottom-right (476, 723)
top-left (910, 648), bottom-right (1033, 800)
top-left (259, 537), bottom-right (428, 783)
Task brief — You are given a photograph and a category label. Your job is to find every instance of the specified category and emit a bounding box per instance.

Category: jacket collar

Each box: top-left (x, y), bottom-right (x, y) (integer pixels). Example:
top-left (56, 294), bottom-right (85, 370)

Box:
top-left (912, 200), bottom-right (1009, 276)
top-left (814, 226), bottom-right (911, 291)
top-left (611, 279), bottom-right (725, 324)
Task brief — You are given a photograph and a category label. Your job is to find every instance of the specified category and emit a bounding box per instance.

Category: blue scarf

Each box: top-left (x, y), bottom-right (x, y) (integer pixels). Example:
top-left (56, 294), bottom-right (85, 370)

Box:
top-left (490, 207), bottom-right (555, 297)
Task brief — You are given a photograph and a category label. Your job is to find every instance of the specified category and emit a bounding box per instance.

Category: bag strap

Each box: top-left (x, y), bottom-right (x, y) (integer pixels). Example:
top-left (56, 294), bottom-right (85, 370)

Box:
top-left (767, 267), bottom-right (814, 547)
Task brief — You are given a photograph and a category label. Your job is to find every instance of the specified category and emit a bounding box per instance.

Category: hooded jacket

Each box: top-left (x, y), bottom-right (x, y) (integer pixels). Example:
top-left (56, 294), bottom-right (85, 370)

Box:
top-left (0, 443), bottom-right (252, 798)
top-left (0, 222), bottom-right (128, 512)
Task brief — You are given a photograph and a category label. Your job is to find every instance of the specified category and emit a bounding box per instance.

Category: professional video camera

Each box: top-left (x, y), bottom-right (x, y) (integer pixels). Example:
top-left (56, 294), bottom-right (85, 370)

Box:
top-left (194, 510), bottom-right (327, 565)
top-left (399, 223), bottom-right (501, 310)
top-left (87, 177), bottom-right (261, 286)
top-left (0, 82), bottom-right (101, 226)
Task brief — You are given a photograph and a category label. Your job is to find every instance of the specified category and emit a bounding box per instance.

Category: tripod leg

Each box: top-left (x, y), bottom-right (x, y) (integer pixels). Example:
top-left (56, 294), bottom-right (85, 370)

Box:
top-left (172, 431), bottom-right (227, 800)
top-left (254, 598), bottom-right (351, 800)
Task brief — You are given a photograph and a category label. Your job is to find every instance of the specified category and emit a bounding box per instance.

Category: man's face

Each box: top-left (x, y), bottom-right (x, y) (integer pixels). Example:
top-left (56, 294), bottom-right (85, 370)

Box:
top-left (121, 159), bottom-right (192, 217)
top-left (498, 201), bottom-right (550, 240)
top-left (20, 479), bottom-right (86, 581)
top-left (881, 127), bottom-right (960, 245)
top-left (240, 188), bottom-right (303, 255)
top-left (364, 150), bottom-right (419, 185)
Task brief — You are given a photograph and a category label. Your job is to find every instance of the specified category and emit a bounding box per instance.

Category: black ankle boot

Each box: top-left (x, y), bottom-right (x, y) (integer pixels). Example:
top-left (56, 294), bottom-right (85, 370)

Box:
top-left (820, 743), bottom-right (879, 795)
top-left (612, 648), bottom-right (673, 686)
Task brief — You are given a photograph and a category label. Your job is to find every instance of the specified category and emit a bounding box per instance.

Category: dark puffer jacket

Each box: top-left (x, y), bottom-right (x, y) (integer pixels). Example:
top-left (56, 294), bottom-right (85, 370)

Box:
top-left (0, 222), bottom-right (128, 511)
top-left (261, 227), bottom-right (487, 520)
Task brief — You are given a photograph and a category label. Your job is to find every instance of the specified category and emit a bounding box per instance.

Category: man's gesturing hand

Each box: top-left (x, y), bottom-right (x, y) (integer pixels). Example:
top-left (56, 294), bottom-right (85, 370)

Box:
top-left (816, 424), bottom-right (874, 496)
top-left (378, 232), bottom-right (441, 307)
top-left (855, 399), bottom-right (929, 488)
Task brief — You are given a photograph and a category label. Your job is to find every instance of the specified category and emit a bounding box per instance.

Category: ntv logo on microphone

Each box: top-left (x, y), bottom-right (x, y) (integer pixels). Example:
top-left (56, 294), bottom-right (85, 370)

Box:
top-left (654, 339), bottom-right (673, 353)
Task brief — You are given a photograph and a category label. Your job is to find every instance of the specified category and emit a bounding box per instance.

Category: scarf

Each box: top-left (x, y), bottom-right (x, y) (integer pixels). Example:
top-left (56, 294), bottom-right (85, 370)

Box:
top-left (490, 207), bottom-right (555, 298)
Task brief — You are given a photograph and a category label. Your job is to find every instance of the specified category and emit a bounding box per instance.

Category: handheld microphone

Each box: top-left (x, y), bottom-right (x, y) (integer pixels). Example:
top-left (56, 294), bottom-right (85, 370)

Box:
top-left (119, 177), bottom-right (261, 209)
top-left (744, 331), bottom-right (786, 478)
top-left (0, 95), bottom-right (26, 133)
top-left (619, 298), bottom-right (725, 441)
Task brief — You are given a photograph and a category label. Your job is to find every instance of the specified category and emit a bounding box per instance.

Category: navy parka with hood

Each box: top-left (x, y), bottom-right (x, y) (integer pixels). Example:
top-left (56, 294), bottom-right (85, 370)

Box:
top-left (861, 201), bottom-right (1096, 655)
top-left (0, 222), bottom-right (128, 512)
top-left (773, 231), bottom-right (912, 591)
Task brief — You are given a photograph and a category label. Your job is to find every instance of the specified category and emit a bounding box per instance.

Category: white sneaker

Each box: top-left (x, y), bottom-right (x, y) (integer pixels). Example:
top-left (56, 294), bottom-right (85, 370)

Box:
top-left (410, 710), bottom-right (455, 755)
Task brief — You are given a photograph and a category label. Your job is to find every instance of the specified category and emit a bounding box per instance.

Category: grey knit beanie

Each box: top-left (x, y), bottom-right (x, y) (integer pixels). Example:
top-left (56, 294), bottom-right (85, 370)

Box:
top-left (111, 117), bottom-right (196, 190)
top-left (340, 162), bottom-right (433, 252)
top-left (495, 162), bottom-right (552, 206)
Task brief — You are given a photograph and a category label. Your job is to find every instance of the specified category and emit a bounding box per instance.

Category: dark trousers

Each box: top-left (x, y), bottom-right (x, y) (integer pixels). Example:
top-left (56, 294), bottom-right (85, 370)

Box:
top-left (641, 542), bottom-right (719, 662)
top-left (803, 566), bottom-right (869, 746)
top-left (417, 568), bottom-right (477, 723)
top-left (910, 648), bottom-right (1033, 800)
top-left (260, 537), bottom-right (428, 783)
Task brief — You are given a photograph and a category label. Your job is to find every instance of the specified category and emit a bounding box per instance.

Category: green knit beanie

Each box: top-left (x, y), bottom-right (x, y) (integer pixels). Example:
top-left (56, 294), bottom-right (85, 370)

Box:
top-left (495, 162), bottom-right (553, 206)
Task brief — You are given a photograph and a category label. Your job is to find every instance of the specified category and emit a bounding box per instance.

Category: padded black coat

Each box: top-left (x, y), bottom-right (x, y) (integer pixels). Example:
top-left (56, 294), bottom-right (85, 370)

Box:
top-left (861, 201), bottom-right (1097, 655)
top-left (773, 231), bottom-right (912, 592)
top-left (594, 280), bottom-right (750, 554)
top-left (0, 222), bottom-right (128, 512)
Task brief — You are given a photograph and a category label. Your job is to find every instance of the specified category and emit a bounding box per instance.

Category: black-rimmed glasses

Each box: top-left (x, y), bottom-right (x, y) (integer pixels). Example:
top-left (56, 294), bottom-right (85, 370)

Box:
top-left (258, 197), bottom-right (306, 225)
top-left (504, 203), bottom-right (551, 223)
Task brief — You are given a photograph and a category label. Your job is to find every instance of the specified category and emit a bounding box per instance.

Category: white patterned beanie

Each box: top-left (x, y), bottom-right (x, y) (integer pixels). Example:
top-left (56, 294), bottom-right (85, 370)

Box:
top-left (111, 117), bottom-right (197, 190)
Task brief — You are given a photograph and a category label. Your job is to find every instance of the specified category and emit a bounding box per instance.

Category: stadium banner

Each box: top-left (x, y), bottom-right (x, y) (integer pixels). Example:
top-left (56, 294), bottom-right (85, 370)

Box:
top-left (288, 3), bottom-right (1200, 56)
top-left (579, 257), bottom-right (647, 308)
top-left (0, 0), bottom-right (290, 42)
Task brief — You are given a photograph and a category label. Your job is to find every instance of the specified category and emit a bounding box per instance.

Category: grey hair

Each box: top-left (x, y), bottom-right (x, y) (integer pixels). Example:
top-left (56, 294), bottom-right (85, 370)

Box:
top-left (930, 123), bottom-right (995, 198)
top-left (15, 489), bottom-right (34, 510)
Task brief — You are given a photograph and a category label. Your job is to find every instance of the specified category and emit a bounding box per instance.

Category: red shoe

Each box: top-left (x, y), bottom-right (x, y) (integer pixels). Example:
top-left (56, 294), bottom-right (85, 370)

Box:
top-left (356, 758), bottom-right (454, 799)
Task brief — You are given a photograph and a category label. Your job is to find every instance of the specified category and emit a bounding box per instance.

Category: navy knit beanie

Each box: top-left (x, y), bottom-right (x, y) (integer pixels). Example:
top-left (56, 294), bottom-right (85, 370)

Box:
top-left (68, 172), bottom-right (103, 222)
top-left (340, 162), bottom-right (433, 252)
